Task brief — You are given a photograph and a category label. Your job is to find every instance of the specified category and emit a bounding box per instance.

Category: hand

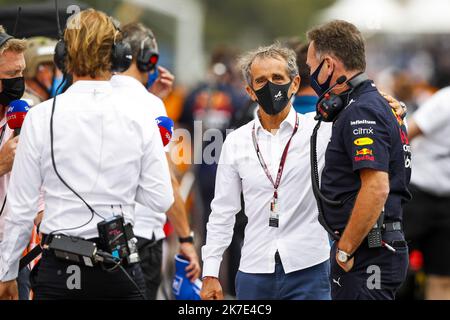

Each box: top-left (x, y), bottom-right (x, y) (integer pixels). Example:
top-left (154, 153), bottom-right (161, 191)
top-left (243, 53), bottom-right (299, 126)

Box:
top-left (335, 252), bottom-right (354, 272)
top-left (0, 134), bottom-right (18, 176)
top-left (179, 242), bottom-right (201, 281)
top-left (0, 280), bottom-right (19, 300)
top-left (34, 210), bottom-right (44, 227)
top-left (149, 66), bottom-right (175, 100)
top-left (380, 91), bottom-right (407, 118)
top-left (200, 276), bottom-right (224, 300)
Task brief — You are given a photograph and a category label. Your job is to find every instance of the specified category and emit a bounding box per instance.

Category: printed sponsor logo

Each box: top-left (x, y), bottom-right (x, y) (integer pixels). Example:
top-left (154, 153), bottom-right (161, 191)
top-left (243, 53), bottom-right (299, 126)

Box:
top-left (354, 137), bottom-right (374, 146)
top-left (399, 128), bottom-right (409, 145)
top-left (350, 119), bottom-right (377, 126)
top-left (274, 91), bottom-right (283, 101)
top-left (354, 155), bottom-right (375, 162)
top-left (353, 127), bottom-right (374, 135)
top-left (356, 148), bottom-right (373, 156)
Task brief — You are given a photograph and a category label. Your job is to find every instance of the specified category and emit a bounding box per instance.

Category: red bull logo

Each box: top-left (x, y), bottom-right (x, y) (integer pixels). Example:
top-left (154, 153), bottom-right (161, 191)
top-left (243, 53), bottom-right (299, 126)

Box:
top-left (355, 148), bottom-right (373, 156)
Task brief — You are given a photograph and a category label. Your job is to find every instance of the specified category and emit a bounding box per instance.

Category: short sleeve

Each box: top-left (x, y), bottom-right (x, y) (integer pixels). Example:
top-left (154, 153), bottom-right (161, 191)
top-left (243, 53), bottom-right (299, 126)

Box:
top-left (342, 104), bottom-right (391, 172)
top-left (413, 88), bottom-right (450, 135)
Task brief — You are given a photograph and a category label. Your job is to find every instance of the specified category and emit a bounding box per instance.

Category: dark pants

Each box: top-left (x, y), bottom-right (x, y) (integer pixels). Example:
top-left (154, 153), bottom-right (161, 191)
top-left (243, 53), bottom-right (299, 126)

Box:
top-left (403, 185), bottom-right (450, 276)
top-left (137, 236), bottom-right (163, 300)
top-left (18, 267), bottom-right (31, 300)
top-left (235, 258), bottom-right (331, 300)
top-left (30, 250), bottom-right (147, 300)
top-left (330, 230), bottom-right (409, 300)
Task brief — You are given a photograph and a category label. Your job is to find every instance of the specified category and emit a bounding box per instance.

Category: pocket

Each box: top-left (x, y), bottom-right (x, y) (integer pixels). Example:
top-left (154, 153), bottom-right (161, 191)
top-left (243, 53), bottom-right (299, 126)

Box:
top-left (391, 245), bottom-right (409, 285)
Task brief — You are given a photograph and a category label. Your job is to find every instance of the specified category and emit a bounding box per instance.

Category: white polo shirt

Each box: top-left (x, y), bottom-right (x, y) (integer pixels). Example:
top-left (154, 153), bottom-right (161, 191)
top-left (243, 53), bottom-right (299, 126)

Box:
top-left (410, 86), bottom-right (450, 195)
top-left (202, 106), bottom-right (331, 277)
top-left (110, 75), bottom-right (170, 241)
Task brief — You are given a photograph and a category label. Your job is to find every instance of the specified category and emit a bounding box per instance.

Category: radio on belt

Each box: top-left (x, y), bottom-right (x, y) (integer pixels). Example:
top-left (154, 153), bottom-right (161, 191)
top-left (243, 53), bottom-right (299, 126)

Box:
top-left (48, 235), bottom-right (98, 267)
top-left (97, 216), bottom-right (140, 264)
top-left (47, 215), bottom-right (140, 267)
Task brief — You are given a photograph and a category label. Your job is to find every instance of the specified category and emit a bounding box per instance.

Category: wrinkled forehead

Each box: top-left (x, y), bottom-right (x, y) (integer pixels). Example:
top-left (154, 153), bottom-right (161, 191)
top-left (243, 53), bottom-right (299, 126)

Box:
top-left (0, 50), bottom-right (25, 76)
top-left (250, 55), bottom-right (289, 78)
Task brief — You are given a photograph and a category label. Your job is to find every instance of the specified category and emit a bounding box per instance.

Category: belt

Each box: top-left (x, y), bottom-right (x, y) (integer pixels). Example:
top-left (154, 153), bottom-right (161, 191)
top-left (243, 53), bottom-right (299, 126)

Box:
top-left (382, 221), bottom-right (402, 232)
top-left (42, 234), bottom-right (101, 246)
top-left (335, 221), bottom-right (402, 235)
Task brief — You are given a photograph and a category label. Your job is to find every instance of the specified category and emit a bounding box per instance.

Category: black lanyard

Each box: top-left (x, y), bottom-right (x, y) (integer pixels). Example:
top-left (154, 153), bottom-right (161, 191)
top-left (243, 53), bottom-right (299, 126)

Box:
top-left (0, 124), bottom-right (7, 216)
top-left (251, 113), bottom-right (299, 201)
top-left (0, 124), bottom-right (6, 145)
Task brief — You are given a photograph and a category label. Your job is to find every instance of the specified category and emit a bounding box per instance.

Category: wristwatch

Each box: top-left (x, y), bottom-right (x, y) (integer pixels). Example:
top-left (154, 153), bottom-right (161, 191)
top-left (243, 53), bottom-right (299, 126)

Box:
top-left (179, 231), bottom-right (195, 244)
top-left (336, 248), bottom-right (354, 263)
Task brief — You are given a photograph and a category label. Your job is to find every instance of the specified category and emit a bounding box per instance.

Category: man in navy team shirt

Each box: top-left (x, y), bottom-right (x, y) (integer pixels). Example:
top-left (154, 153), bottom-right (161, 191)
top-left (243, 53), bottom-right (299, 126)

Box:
top-left (306, 20), bottom-right (412, 300)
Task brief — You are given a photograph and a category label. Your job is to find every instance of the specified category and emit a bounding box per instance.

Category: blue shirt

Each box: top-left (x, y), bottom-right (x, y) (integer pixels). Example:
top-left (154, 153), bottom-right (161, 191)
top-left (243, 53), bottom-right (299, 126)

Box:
top-left (293, 95), bottom-right (318, 114)
top-left (320, 80), bottom-right (412, 230)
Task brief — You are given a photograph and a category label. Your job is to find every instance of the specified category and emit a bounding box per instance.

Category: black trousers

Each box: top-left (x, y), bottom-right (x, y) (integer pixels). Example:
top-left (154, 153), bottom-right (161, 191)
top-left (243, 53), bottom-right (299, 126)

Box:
top-left (31, 250), bottom-right (147, 300)
top-left (330, 230), bottom-right (409, 300)
top-left (137, 236), bottom-right (163, 300)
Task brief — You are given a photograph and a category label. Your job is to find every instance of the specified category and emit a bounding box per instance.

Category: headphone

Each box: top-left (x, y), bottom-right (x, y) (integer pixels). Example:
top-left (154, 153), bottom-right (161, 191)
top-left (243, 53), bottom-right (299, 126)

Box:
top-left (53, 17), bottom-right (132, 74)
top-left (0, 32), bottom-right (13, 49)
top-left (315, 72), bottom-right (369, 122)
top-left (136, 36), bottom-right (159, 72)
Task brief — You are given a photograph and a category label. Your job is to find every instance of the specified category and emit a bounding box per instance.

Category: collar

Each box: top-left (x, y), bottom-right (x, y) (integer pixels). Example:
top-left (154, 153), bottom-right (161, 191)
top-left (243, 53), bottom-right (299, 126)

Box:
top-left (293, 95), bottom-right (318, 114)
top-left (66, 80), bottom-right (113, 94)
top-left (110, 74), bottom-right (145, 88)
top-left (254, 105), bottom-right (297, 133)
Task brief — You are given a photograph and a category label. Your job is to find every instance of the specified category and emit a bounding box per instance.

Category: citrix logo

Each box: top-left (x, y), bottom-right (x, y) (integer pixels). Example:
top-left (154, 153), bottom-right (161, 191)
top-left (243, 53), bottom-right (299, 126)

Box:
top-left (353, 127), bottom-right (374, 135)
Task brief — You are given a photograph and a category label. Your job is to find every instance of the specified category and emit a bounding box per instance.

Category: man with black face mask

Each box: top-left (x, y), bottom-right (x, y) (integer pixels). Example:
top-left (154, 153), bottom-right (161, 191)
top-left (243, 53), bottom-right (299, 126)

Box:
top-left (0, 26), bottom-right (26, 300)
top-left (306, 20), bottom-right (411, 300)
top-left (201, 43), bottom-right (332, 300)
top-left (0, 26), bottom-right (26, 179)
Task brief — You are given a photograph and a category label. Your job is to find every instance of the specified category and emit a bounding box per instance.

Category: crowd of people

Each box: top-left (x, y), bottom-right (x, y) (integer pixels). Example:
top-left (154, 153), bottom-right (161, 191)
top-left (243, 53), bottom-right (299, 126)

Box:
top-left (0, 6), bottom-right (448, 301)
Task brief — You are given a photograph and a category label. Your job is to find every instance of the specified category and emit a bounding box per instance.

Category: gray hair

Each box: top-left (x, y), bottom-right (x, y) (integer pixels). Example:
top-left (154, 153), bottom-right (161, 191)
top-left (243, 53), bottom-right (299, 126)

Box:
top-left (238, 43), bottom-right (299, 86)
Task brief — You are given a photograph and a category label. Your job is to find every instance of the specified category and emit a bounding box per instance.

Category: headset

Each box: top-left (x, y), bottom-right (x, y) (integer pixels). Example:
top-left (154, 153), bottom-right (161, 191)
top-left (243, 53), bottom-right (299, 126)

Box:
top-left (53, 16), bottom-right (132, 74)
top-left (0, 6), bottom-right (22, 49)
top-left (315, 72), bottom-right (369, 123)
top-left (136, 35), bottom-right (159, 72)
top-left (0, 32), bottom-right (13, 49)
top-left (310, 72), bottom-right (370, 240)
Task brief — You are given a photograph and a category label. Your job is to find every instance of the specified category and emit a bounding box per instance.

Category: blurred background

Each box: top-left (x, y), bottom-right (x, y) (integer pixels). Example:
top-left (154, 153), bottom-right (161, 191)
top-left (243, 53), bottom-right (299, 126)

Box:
top-left (2, 0), bottom-right (449, 300)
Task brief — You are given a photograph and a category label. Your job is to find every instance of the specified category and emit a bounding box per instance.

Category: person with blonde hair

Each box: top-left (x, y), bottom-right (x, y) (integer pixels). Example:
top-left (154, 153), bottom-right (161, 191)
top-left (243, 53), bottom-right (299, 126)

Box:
top-left (0, 9), bottom-right (173, 300)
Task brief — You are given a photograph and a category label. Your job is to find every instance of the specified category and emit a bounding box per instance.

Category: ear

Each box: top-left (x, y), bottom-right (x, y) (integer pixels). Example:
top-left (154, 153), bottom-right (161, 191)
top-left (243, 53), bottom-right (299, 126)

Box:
top-left (325, 57), bottom-right (334, 77)
top-left (245, 85), bottom-right (258, 102)
top-left (291, 75), bottom-right (301, 95)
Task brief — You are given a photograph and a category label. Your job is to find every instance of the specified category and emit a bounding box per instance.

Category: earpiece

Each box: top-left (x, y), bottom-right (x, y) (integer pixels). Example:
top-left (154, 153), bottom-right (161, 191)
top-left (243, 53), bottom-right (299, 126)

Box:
top-left (0, 32), bottom-right (13, 49)
top-left (315, 73), bottom-right (369, 122)
top-left (136, 36), bottom-right (159, 72)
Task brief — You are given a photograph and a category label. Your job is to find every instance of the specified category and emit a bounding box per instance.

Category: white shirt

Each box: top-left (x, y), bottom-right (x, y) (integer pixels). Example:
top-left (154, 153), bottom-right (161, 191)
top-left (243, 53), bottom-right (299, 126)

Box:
top-left (202, 106), bottom-right (331, 277)
top-left (110, 75), bottom-right (169, 241)
top-left (410, 87), bottom-right (450, 195)
top-left (0, 80), bottom-right (174, 281)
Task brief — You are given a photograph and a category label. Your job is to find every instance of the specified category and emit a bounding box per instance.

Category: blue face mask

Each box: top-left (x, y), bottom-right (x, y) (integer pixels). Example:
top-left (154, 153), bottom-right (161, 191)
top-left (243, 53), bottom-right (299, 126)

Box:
top-left (310, 59), bottom-right (334, 97)
top-left (50, 75), bottom-right (65, 97)
top-left (146, 68), bottom-right (159, 90)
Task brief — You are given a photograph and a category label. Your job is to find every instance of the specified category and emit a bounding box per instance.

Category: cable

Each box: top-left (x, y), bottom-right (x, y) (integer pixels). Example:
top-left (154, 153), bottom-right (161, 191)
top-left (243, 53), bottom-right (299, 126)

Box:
top-left (0, 194), bottom-right (7, 217)
top-left (55, 0), bottom-right (63, 38)
top-left (310, 120), bottom-right (340, 241)
top-left (118, 264), bottom-right (147, 300)
top-left (12, 6), bottom-right (21, 36)
top-left (47, 74), bottom-right (105, 242)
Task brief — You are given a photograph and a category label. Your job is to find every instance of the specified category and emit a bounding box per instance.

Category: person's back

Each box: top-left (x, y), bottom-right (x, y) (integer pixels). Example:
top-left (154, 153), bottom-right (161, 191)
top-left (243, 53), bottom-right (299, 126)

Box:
top-left (26, 80), bottom-right (172, 239)
top-left (0, 9), bottom-right (173, 300)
